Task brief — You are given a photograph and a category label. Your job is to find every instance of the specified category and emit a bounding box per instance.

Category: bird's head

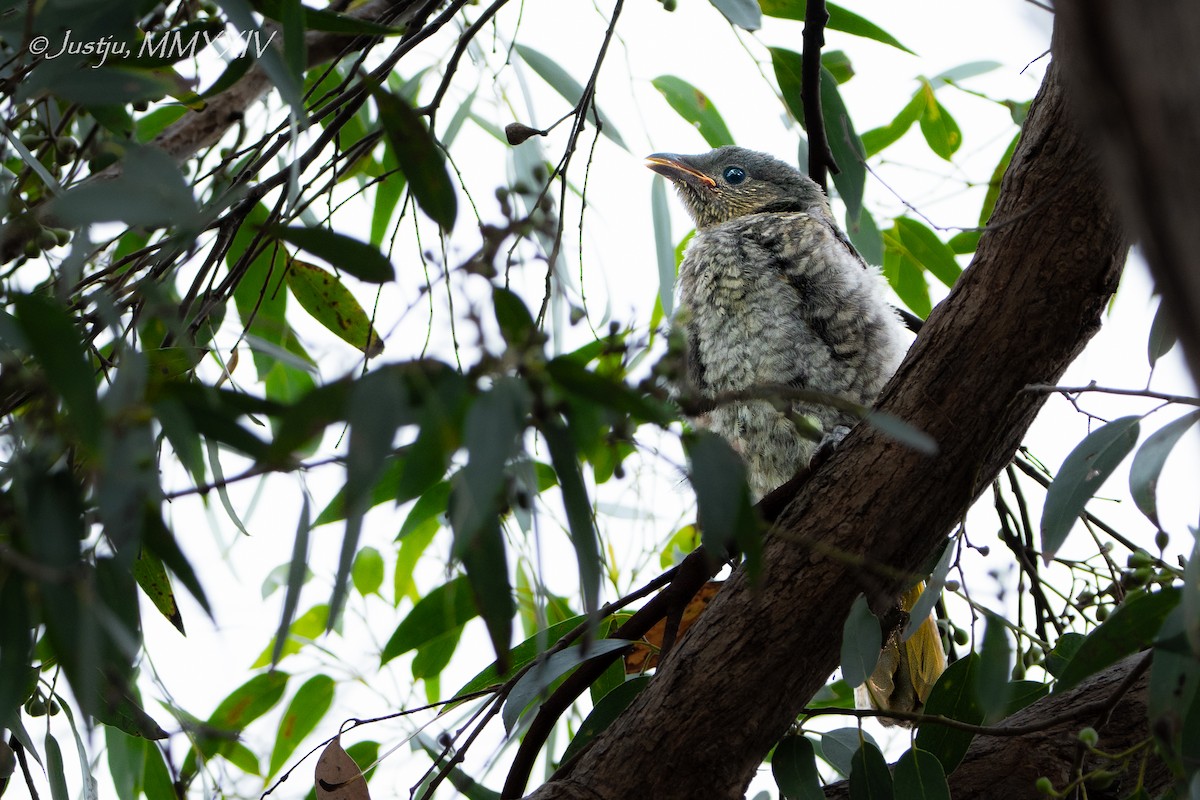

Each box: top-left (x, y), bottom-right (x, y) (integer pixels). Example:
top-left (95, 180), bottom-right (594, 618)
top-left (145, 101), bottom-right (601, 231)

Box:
top-left (645, 146), bottom-right (829, 229)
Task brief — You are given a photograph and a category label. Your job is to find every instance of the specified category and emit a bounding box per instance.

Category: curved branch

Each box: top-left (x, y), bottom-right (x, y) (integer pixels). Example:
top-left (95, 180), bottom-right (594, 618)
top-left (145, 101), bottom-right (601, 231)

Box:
top-left (821, 654), bottom-right (1167, 798)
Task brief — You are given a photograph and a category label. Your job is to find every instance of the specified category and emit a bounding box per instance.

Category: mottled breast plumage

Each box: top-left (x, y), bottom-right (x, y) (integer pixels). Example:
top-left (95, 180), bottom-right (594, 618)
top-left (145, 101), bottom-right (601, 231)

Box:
top-left (650, 147), bottom-right (908, 499)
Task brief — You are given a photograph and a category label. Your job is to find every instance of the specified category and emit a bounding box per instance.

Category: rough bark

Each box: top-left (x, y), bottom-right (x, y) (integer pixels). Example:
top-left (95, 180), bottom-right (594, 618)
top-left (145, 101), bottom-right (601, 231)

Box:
top-left (1055, 1), bottom-right (1200, 390)
top-left (525, 27), bottom-right (1128, 800)
top-left (823, 654), bottom-right (1168, 799)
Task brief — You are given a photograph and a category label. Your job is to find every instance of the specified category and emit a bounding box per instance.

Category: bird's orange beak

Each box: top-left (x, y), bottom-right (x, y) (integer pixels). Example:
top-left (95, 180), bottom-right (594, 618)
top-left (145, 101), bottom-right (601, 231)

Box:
top-left (645, 153), bottom-right (716, 188)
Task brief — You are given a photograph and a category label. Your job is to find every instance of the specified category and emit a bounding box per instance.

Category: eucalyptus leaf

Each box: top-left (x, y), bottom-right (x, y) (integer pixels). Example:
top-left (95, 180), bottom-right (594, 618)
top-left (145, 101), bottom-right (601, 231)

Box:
top-left (1041, 416), bottom-right (1141, 564)
top-left (841, 594), bottom-right (882, 688)
top-left (502, 640), bottom-right (630, 734)
top-left (651, 75), bottom-right (735, 148)
top-left (1129, 410), bottom-right (1200, 529)
top-left (773, 735), bottom-right (824, 800)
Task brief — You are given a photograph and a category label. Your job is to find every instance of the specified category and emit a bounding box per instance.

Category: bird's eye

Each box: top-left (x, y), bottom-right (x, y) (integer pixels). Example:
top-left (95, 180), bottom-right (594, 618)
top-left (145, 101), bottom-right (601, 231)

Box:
top-left (723, 166), bottom-right (746, 185)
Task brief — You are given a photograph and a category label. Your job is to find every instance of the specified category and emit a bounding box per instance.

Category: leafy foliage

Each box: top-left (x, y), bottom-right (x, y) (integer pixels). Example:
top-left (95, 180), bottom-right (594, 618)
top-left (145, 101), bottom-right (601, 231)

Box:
top-left (0, 0), bottom-right (1195, 798)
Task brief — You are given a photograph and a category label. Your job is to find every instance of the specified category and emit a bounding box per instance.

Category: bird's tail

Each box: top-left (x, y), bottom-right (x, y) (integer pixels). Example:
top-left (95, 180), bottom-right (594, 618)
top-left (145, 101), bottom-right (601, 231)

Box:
top-left (855, 581), bottom-right (947, 723)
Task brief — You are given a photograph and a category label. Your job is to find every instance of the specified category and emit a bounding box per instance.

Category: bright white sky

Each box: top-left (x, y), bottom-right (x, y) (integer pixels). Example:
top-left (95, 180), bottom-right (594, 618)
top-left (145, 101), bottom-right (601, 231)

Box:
top-left (22, 2), bottom-right (1200, 799)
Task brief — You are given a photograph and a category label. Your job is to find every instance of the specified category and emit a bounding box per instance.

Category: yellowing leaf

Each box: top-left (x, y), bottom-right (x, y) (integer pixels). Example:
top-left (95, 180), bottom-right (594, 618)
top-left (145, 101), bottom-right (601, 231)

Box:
top-left (285, 259), bottom-right (384, 358)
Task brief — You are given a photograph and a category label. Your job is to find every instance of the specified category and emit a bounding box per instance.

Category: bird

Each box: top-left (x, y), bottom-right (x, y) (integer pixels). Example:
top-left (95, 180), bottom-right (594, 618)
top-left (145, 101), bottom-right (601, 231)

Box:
top-left (646, 145), bottom-right (945, 719)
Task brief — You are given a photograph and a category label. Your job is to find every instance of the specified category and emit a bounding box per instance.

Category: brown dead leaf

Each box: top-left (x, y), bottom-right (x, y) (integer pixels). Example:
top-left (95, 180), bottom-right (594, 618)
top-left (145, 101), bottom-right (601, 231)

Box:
top-left (315, 736), bottom-right (370, 800)
top-left (624, 581), bottom-right (723, 673)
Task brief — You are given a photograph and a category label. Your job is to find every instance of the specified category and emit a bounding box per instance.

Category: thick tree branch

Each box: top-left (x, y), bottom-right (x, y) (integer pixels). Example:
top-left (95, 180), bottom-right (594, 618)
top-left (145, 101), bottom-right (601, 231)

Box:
top-left (1054, 1), bottom-right (1200, 389)
top-left (153, 0), bottom-right (439, 162)
top-left (822, 654), bottom-right (1167, 798)
top-left (524, 23), bottom-right (1127, 800)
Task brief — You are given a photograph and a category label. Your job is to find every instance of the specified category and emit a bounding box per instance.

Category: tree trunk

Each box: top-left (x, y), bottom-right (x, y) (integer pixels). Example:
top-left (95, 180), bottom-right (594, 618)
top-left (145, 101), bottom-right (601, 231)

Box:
top-left (524, 22), bottom-right (1129, 800)
top-left (1055, 0), bottom-right (1200, 389)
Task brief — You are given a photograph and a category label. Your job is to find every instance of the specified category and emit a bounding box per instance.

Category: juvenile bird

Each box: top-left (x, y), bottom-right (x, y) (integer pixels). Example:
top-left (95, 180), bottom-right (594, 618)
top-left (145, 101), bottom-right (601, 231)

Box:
top-left (647, 146), bottom-right (945, 718)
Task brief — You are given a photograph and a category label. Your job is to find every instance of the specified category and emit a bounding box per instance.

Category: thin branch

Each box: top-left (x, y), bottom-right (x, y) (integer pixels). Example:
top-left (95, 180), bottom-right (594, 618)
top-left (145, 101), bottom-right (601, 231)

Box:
top-left (1025, 382), bottom-right (1200, 406)
top-left (801, 0), bottom-right (835, 189)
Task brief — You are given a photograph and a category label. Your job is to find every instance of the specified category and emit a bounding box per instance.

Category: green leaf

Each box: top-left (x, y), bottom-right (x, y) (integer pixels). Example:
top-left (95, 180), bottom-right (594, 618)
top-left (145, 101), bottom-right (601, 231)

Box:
top-left (542, 421), bottom-right (601, 618)
top-left (862, 92), bottom-right (924, 157)
top-left (1005, 680), bottom-right (1049, 716)
top-left (915, 652), bottom-right (983, 773)
top-left (12, 293), bottom-right (101, 451)
top-left (457, 509), bottom-right (514, 673)
top-left (183, 670), bottom-right (290, 783)
top-left (684, 430), bottom-right (760, 574)
top-left (845, 206), bottom-right (883, 266)
top-left (1148, 606), bottom-right (1200, 760)
top-left (514, 45), bottom-right (627, 150)
top-left (216, 0), bottom-right (304, 116)
top-left (849, 741), bottom-right (893, 800)
top-left (285, 259), bottom-right (384, 356)
top-left (651, 176), bottom-right (677, 316)
top-left (501, 640), bottom-right (630, 734)
top-left (254, 0), bottom-right (403, 34)
top-left (451, 614), bottom-right (589, 700)
top-left (947, 229), bottom-right (981, 255)
top-left (651, 75), bottom-right (735, 148)
top-left (268, 224), bottom-right (395, 283)
top-left (0, 574), bottom-right (35, 727)
top-left (918, 82), bottom-right (962, 160)
top-left (977, 612), bottom-right (1012, 723)
top-left (45, 733), bottom-right (69, 800)
top-left (980, 133), bottom-right (1019, 228)
top-left (493, 287), bottom-right (537, 346)
top-left (133, 550), bottom-right (184, 634)
top-left (932, 61), bottom-right (1002, 84)
top-left (268, 675), bottom-right (334, 778)
top-left (271, 498), bottom-right (310, 666)
top-left (397, 480), bottom-right (453, 539)
top-left (841, 594), bottom-right (882, 688)
top-left (330, 372), bottom-right (407, 629)
top-left (1041, 416), bottom-right (1141, 564)
top-left (352, 546), bottom-right (385, 597)
top-left (1129, 410), bottom-right (1200, 529)
top-left (822, 50), bottom-right (855, 84)
top-left (1147, 298), bottom-right (1178, 368)
top-left (373, 85), bottom-right (458, 230)
top-left (904, 539), bottom-right (954, 641)
top-left (54, 144), bottom-right (199, 228)
top-left (773, 735), bottom-right (824, 800)
top-left (412, 625), bottom-right (463, 681)
top-left (820, 65), bottom-right (867, 222)
top-left (560, 676), bottom-right (650, 764)
top-left (209, 671), bottom-right (290, 731)
top-left (143, 509), bottom-right (211, 615)
top-left (882, 225), bottom-right (932, 318)
top-left (451, 378), bottom-right (529, 555)
top-left (709, 0), bottom-right (761, 29)
top-left (382, 576), bottom-right (477, 664)
top-left (759, 0), bottom-right (916, 54)
top-left (862, 410), bottom-right (938, 455)
top-left (894, 217), bottom-right (962, 288)
top-left (1056, 587), bottom-right (1180, 691)
top-left (1043, 632), bottom-right (1085, 678)
top-left (819, 728), bottom-right (880, 777)
top-left (546, 357), bottom-right (673, 425)
top-left (892, 748), bottom-right (950, 800)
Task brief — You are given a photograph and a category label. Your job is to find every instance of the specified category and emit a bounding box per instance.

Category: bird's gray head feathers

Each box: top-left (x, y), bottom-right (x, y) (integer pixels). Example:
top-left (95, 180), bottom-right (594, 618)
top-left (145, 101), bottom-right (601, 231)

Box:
top-left (645, 146), bottom-right (830, 229)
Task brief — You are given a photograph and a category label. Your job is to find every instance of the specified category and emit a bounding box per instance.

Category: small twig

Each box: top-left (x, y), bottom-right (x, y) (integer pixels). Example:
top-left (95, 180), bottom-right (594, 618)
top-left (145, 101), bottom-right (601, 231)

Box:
top-left (1025, 382), bottom-right (1200, 407)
